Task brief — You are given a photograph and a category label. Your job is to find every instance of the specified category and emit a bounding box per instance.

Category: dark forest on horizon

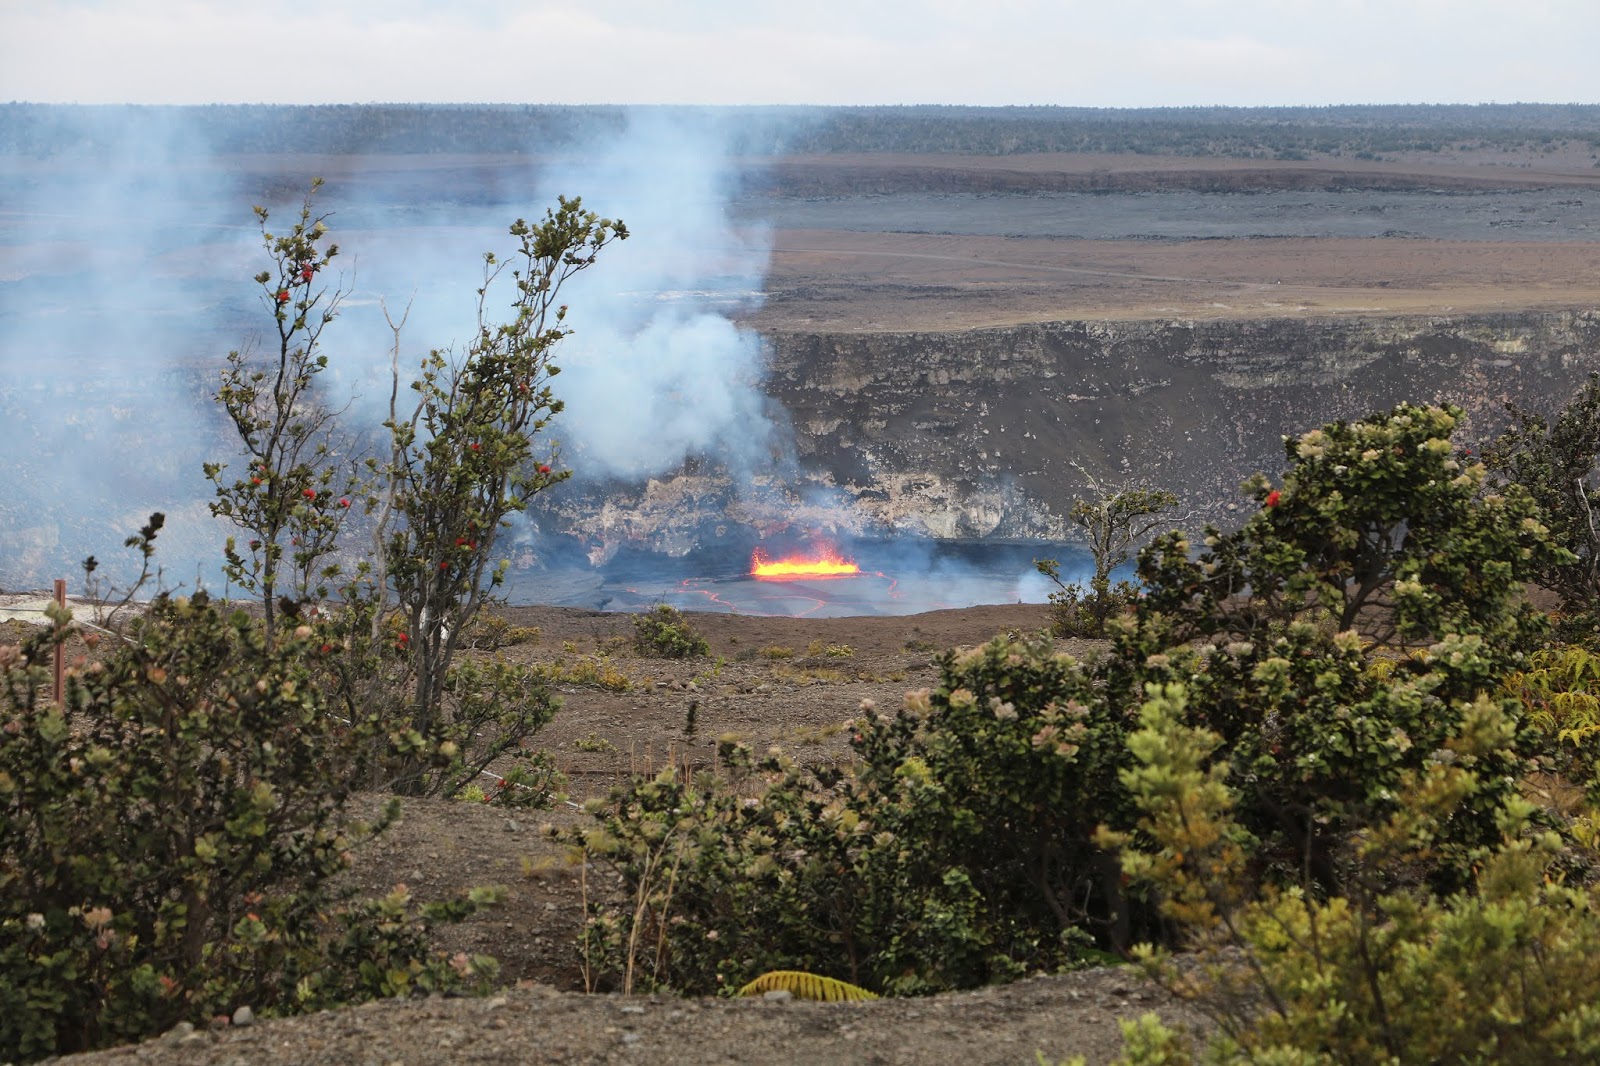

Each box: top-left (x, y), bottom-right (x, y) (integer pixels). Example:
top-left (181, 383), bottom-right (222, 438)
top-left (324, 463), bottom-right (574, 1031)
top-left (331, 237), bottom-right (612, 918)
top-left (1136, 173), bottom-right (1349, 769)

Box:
top-left (4, 101), bottom-right (1600, 160)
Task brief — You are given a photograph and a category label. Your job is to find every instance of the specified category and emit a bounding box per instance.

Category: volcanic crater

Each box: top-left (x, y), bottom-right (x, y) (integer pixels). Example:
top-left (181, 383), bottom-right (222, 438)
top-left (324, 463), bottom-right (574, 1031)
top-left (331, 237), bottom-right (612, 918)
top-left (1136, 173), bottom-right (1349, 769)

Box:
top-left (10, 122), bottom-right (1600, 1064)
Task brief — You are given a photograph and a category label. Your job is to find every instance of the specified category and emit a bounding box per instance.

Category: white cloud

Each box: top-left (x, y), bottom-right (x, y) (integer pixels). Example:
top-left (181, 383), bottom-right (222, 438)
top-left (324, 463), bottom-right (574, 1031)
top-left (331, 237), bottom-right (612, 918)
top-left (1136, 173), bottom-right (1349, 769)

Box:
top-left (0, 0), bottom-right (1595, 104)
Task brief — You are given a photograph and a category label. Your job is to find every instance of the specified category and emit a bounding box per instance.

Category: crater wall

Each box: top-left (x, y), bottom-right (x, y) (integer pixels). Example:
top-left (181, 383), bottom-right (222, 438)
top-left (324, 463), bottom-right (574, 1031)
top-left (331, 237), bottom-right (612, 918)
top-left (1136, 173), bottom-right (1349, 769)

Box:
top-left (764, 310), bottom-right (1600, 536)
top-left (536, 309), bottom-right (1600, 557)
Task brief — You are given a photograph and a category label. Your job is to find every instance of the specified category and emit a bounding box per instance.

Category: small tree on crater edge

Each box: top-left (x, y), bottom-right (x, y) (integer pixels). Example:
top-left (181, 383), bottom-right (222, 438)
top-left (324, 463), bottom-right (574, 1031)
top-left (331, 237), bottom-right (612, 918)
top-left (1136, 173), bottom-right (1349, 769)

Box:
top-left (372, 198), bottom-right (627, 793)
top-left (204, 179), bottom-right (361, 642)
top-left (1038, 463), bottom-right (1178, 637)
top-left (208, 185), bottom-right (627, 799)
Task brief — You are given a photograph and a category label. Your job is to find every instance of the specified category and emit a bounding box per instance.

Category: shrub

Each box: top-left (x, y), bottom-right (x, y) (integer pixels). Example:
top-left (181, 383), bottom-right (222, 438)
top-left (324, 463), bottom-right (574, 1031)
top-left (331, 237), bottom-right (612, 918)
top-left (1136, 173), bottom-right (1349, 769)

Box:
top-left (0, 588), bottom-right (495, 1061)
top-left (1092, 683), bottom-right (1600, 1065)
top-left (1503, 645), bottom-right (1600, 852)
top-left (1121, 404), bottom-right (1568, 894)
top-left (569, 403), bottom-right (1578, 1000)
top-left (460, 614), bottom-right (540, 650)
top-left (1036, 572), bottom-right (1143, 639)
top-left (568, 757), bottom-right (813, 995)
top-left (631, 605), bottom-right (710, 659)
top-left (1180, 621), bottom-right (1530, 894)
top-left (1140, 403), bottom-right (1566, 653)
top-left (1486, 372), bottom-right (1600, 635)
top-left (430, 655), bottom-right (563, 805)
top-left (573, 592), bottom-right (1545, 996)
top-left (1505, 644), bottom-right (1600, 768)
top-left (530, 655), bottom-right (633, 691)
top-left (570, 634), bottom-right (1144, 995)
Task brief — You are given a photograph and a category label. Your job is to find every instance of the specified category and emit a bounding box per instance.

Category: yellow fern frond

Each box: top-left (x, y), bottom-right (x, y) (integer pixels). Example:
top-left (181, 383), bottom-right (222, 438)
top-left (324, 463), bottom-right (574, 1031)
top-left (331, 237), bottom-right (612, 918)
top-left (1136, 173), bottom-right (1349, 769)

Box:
top-left (1552, 691), bottom-right (1600, 726)
top-left (1558, 722), bottom-right (1600, 747)
top-left (1367, 659), bottom-right (1398, 683)
top-left (735, 970), bottom-right (878, 1001)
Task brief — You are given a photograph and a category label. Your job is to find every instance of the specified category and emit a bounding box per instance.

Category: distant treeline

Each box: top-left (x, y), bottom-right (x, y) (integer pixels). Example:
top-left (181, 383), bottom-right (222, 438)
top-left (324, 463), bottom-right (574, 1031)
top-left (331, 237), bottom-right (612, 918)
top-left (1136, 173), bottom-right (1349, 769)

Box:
top-left (4, 102), bottom-right (1599, 159)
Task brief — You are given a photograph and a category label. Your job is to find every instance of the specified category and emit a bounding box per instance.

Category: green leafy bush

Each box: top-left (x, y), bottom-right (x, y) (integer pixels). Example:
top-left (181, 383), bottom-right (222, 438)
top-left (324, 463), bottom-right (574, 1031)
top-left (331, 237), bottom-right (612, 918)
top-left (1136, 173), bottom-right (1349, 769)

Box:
top-left (630, 605), bottom-right (710, 659)
top-left (429, 655), bottom-right (562, 804)
top-left (1036, 571), bottom-right (1143, 638)
top-left (1176, 622), bottom-right (1530, 894)
top-left (570, 634), bottom-right (1143, 995)
top-left (1486, 371), bottom-right (1600, 638)
top-left (571, 402), bottom-right (1575, 999)
top-left (1091, 683), bottom-right (1600, 1065)
top-left (1140, 402), bottom-right (1565, 653)
top-left (0, 590), bottom-right (495, 1062)
top-left (1503, 645), bottom-right (1600, 854)
top-left (1505, 645), bottom-right (1600, 769)
top-left (567, 753), bottom-right (820, 995)
top-left (1125, 403), bottom-right (1569, 894)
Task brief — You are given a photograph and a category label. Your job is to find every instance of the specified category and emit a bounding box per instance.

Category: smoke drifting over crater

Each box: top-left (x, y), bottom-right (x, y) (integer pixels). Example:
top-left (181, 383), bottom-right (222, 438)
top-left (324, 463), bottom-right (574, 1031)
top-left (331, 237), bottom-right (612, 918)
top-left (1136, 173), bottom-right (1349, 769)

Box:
top-left (0, 106), bottom-right (1087, 614)
top-left (536, 114), bottom-right (782, 482)
top-left (0, 108), bottom-right (792, 592)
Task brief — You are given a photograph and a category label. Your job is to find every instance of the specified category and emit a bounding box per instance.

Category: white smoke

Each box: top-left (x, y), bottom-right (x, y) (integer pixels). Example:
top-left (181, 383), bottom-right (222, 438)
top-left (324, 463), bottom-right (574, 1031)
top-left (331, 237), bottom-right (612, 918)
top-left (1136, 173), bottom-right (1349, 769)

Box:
top-left (531, 111), bottom-right (779, 480)
top-left (0, 106), bottom-right (785, 589)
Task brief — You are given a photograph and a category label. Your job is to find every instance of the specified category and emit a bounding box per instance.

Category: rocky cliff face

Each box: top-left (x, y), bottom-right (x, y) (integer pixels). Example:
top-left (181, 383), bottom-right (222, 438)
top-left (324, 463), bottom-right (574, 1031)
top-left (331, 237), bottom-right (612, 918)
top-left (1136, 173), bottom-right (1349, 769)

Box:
top-left (534, 310), bottom-right (1600, 556)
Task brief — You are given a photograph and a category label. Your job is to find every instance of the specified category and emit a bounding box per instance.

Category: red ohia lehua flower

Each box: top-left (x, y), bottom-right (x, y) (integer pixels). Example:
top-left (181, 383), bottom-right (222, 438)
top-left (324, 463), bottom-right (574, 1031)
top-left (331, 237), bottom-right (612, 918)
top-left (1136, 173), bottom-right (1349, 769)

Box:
top-left (339, 497), bottom-right (350, 508)
top-left (303, 488), bottom-right (316, 499)
top-left (538, 464), bottom-right (552, 474)
top-left (276, 290), bottom-right (290, 304)
top-left (1265, 489), bottom-right (1281, 508)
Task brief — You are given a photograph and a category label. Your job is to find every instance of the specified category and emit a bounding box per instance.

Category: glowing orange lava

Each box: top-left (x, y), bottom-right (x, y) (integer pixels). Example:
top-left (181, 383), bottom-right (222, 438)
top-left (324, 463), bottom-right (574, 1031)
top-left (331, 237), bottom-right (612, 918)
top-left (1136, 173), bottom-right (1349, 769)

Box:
top-left (751, 548), bottom-right (862, 580)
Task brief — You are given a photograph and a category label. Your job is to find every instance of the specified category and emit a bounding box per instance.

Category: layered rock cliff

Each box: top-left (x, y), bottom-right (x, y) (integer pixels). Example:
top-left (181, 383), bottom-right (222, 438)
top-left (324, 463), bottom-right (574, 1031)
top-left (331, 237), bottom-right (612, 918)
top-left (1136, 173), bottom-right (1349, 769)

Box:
top-left (534, 310), bottom-right (1600, 557)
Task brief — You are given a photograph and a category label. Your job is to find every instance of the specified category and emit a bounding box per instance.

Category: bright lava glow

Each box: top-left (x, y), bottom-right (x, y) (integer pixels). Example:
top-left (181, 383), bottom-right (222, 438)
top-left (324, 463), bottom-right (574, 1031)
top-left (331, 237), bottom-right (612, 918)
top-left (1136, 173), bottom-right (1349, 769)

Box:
top-left (750, 549), bottom-right (863, 580)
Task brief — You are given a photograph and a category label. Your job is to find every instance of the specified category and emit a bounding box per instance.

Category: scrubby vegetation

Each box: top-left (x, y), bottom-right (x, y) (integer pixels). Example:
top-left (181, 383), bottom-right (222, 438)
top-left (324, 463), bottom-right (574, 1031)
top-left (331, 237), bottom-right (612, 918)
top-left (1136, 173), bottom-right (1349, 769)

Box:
top-left (564, 402), bottom-right (1600, 1062)
top-left (0, 549), bottom-right (500, 1059)
top-left (7, 174), bottom-right (1600, 1060)
top-left (630, 605), bottom-right (711, 659)
top-left (1038, 468), bottom-right (1177, 638)
top-left (0, 190), bottom-right (623, 1060)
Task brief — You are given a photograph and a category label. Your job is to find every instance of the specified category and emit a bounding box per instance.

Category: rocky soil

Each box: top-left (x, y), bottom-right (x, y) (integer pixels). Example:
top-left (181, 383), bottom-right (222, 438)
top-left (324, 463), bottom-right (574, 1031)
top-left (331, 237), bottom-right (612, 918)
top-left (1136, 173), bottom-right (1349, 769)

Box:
top-left (43, 602), bottom-right (1218, 1066)
top-left (65, 968), bottom-right (1208, 1066)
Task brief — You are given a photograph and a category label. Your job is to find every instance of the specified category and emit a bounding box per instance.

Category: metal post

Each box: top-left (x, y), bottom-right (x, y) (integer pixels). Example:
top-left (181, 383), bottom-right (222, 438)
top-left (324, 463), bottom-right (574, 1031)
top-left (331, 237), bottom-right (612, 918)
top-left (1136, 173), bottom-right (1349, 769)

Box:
top-left (53, 578), bottom-right (66, 706)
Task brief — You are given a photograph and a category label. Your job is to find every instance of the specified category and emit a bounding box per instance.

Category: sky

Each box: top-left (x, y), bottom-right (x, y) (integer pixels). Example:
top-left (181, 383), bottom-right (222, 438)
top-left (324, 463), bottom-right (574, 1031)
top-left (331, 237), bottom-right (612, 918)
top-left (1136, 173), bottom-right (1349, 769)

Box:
top-left (1, 0), bottom-right (1595, 108)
